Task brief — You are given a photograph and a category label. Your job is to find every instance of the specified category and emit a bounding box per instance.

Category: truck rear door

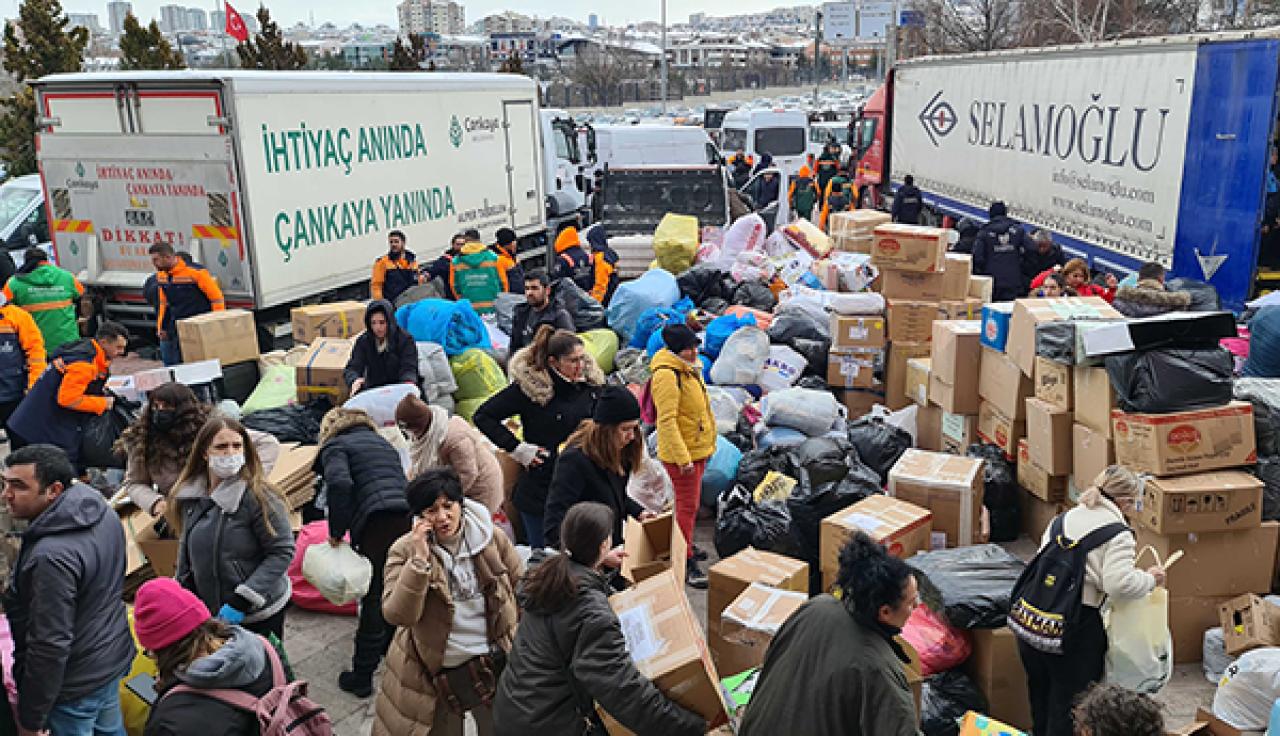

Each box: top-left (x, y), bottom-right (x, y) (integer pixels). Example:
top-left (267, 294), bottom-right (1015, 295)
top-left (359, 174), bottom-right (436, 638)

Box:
top-left (503, 100), bottom-right (543, 231)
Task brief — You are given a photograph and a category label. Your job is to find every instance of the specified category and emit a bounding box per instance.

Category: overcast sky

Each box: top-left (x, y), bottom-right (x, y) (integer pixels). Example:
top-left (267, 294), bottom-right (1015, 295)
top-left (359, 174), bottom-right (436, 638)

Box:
top-left (48, 1), bottom-right (803, 28)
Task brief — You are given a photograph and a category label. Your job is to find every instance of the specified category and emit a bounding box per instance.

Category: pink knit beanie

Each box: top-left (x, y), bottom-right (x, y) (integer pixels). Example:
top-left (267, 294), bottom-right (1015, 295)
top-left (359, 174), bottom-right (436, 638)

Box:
top-left (134, 578), bottom-right (212, 651)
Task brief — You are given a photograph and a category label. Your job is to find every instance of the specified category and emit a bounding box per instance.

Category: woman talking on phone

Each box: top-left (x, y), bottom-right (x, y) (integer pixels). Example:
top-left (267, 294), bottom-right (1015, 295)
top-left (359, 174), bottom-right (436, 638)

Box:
top-left (374, 468), bottom-right (523, 736)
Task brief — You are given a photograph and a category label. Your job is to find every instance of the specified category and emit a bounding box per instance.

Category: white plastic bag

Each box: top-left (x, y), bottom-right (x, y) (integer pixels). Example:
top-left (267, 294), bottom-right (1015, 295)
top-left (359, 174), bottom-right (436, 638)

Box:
top-left (1204, 627), bottom-right (1236, 684)
top-left (416, 342), bottom-right (458, 401)
top-left (301, 542), bottom-right (373, 606)
top-left (761, 387), bottom-right (845, 436)
top-left (707, 386), bottom-right (751, 434)
top-left (720, 214), bottom-right (767, 265)
top-left (1214, 647), bottom-right (1280, 730)
top-left (710, 326), bottom-right (770, 386)
top-left (627, 456), bottom-right (674, 513)
top-left (758, 345), bottom-right (806, 394)
top-left (344, 383), bottom-right (420, 427)
top-left (1104, 546), bottom-right (1173, 694)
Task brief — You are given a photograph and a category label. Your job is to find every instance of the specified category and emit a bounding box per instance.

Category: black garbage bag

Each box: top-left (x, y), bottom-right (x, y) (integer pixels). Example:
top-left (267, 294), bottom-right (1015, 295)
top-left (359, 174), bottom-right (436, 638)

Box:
top-left (714, 486), bottom-right (802, 558)
top-left (1106, 347), bottom-right (1234, 413)
top-left (1256, 456), bottom-right (1280, 522)
top-left (732, 280), bottom-right (776, 311)
top-left (1236, 379), bottom-right (1280, 457)
top-left (965, 443), bottom-right (1019, 509)
top-left (702, 297), bottom-right (729, 316)
top-left (789, 336), bottom-right (832, 377)
top-left (1034, 321), bottom-right (1079, 365)
top-left (80, 398), bottom-right (140, 469)
top-left (796, 375), bottom-right (828, 391)
top-left (908, 544), bottom-right (1026, 629)
top-left (846, 416), bottom-right (912, 485)
top-left (494, 293), bottom-right (526, 336)
top-left (737, 445), bottom-right (796, 493)
top-left (921, 671), bottom-right (989, 736)
top-left (677, 264), bottom-right (732, 307)
top-left (787, 436), bottom-right (858, 487)
top-left (242, 399), bottom-right (333, 444)
top-left (768, 305), bottom-right (829, 345)
top-left (1167, 277), bottom-right (1221, 312)
top-left (788, 464), bottom-right (880, 583)
top-left (724, 413), bottom-right (756, 454)
top-left (987, 505), bottom-right (1020, 544)
top-left (552, 278), bottom-right (606, 332)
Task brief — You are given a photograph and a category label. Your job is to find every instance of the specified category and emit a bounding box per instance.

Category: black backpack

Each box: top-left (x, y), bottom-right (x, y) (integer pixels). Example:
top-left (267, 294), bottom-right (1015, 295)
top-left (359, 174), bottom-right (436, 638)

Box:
top-left (1008, 514), bottom-right (1129, 655)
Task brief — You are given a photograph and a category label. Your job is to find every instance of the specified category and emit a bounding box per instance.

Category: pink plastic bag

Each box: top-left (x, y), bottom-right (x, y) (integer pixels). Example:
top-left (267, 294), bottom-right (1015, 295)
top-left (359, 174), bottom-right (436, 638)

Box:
top-left (901, 604), bottom-right (972, 676)
top-left (289, 521), bottom-right (358, 616)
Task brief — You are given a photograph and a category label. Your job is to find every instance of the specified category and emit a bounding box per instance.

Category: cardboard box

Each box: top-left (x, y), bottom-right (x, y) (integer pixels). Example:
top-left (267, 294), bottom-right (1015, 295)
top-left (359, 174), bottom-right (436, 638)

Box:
top-left (881, 269), bottom-right (945, 301)
top-left (291, 301), bottom-right (366, 345)
top-left (980, 303), bottom-right (1013, 352)
top-left (828, 349), bottom-right (883, 390)
top-left (979, 346), bottom-right (1032, 421)
top-left (1017, 439), bottom-right (1067, 503)
top-left (832, 232), bottom-right (873, 254)
top-left (964, 628), bottom-right (1033, 732)
top-left (931, 320), bottom-right (982, 385)
top-left (930, 373), bottom-right (980, 416)
top-left (941, 412), bottom-right (978, 454)
top-left (1021, 490), bottom-right (1066, 540)
top-left (1073, 366), bottom-right (1115, 437)
top-left (1033, 356), bottom-right (1072, 412)
top-left (905, 357), bottom-right (931, 406)
top-left (1136, 471), bottom-right (1263, 535)
top-left (969, 275), bottom-right (995, 303)
top-left (942, 254), bottom-right (973, 300)
top-left (977, 400), bottom-right (1025, 460)
top-left (829, 208), bottom-right (891, 236)
top-left (1072, 423), bottom-right (1113, 491)
top-left (1170, 594), bottom-right (1236, 664)
top-left (820, 495), bottom-right (933, 590)
top-left (603, 571), bottom-right (729, 732)
top-left (1026, 398), bottom-right (1072, 475)
top-left (917, 404), bottom-right (943, 452)
top-left (622, 512), bottom-right (688, 587)
top-left (177, 309), bottom-right (259, 366)
top-left (837, 388), bottom-right (885, 418)
top-left (1134, 522), bottom-right (1279, 598)
top-left (718, 583), bottom-right (808, 669)
top-left (296, 338), bottom-right (354, 404)
top-left (1168, 707), bottom-right (1249, 736)
top-left (831, 315), bottom-right (887, 350)
top-left (887, 300), bottom-right (940, 342)
top-left (121, 509), bottom-right (179, 577)
top-left (1220, 594), bottom-right (1280, 655)
top-left (885, 342), bottom-right (931, 411)
top-left (1112, 402), bottom-right (1256, 476)
top-left (1007, 297), bottom-right (1122, 376)
top-left (888, 449), bottom-right (984, 548)
top-left (937, 297), bottom-right (984, 321)
top-left (708, 549), bottom-right (809, 676)
top-left (870, 223), bottom-right (948, 272)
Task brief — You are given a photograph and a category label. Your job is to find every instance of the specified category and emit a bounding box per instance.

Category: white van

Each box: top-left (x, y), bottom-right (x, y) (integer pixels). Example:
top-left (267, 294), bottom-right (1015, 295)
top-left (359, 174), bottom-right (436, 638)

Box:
top-left (808, 121), bottom-right (852, 165)
top-left (719, 109), bottom-right (808, 175)
top-left (590, 124), bottom-right (719, 172)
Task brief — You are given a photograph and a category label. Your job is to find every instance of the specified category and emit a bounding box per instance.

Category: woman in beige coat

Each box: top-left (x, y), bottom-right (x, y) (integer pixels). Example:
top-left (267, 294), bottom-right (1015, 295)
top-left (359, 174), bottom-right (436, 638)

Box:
top-left (374, 467), bottom-right (523, 736)
top-left (396, 394), bottom-right (504, 514)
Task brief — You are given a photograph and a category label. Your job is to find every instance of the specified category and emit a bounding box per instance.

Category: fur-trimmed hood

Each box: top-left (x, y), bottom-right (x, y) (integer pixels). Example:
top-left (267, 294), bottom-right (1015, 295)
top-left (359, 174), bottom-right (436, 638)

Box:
top-left (507, 343), bottom-right (605, 406)
top-left (318, 408), bottom-right (379, 445)
top-left (1113, 280), bottom-right (1192, 314)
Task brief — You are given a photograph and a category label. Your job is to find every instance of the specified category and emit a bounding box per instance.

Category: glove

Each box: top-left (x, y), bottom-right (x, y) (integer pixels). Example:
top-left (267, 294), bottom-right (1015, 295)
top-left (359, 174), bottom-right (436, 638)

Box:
top-left (511, 442), bottom-right (542, 468)
top-left (217, 604), bottom-right (245, 625)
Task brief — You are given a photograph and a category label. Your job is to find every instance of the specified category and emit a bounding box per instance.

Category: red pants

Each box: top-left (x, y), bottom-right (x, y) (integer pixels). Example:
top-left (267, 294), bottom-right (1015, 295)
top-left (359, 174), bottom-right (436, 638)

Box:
top-left (664, 459), bottom-right (707, 560)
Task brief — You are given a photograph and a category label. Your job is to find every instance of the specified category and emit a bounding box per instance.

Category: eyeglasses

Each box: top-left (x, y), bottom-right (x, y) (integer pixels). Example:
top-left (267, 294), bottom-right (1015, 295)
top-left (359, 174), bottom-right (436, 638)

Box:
top-left (557, 355), bottom-right (587, 365)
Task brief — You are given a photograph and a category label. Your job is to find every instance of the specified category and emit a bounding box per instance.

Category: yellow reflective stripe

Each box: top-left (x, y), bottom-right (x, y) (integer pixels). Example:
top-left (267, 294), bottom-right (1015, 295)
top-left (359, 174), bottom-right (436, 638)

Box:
top-left (20, 299), bottom-right (73, 313)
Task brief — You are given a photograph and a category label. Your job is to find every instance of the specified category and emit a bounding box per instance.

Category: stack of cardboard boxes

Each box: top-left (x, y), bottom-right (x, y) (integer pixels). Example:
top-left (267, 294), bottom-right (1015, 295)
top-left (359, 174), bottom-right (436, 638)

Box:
top-left (828, 210), bottom-right (891, 254)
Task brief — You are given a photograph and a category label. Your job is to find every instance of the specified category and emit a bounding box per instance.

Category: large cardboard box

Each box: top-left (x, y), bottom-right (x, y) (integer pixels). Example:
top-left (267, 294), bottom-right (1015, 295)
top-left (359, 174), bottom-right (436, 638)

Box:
top-left (917, 404), bottom-right (944, 452)
top-left (906, 357), bottom-right (931, 406)
top-left (296, 338), bottom-right (354, 404)
top-left (1072, 423), bottom-right (1113, 490)
top-left (121, 509), bottom-right (179, 577)
top-left (871, 223), bottom-right (948, 272)
top-left (1112, 402), bottom-right (1257, 476)
top-left (1219, 594), bottom-right (1280, 655)
top-left (1169, 708), bottom-right (1250, 736)
top-left (979, 346), bottom-right (1032, 421)
top-left (837, 388), bottom-right (886, 419)
top-left (942, 254), bottom-right (973, 300)
top-left (828, 349), bottom-right (883, 390)
top-left (1074, 366), bottom-right (1115, 437)
top-left (820, 495), bottom-right (933, 590)
top-left (1017, 439), bottom-right (1067, 503)
top-left (1021, 490), bottom-right (1066, 540)
top-left (1026, 398), bottom-right (1072, 475)
top-left (622, 512), bottom-right (688, 587)
top-left (930, 373), bottom-right (980, 416)
top-left (177, 309), bottom-right (259, 366)
top-left (887, 300), bottom-right (940, 342)
top-left (977, 400), bottom-right (1025, 460)
top-left (885, 341), bottom-right (931, 411)
top-left (931, 320), bottom-right (982, 386)
top-left (132, 360), bottom-right (223, 393)
top-left (1134, 522), bottom-right (1279, 598)
top-left (708, 549), bottom-right (808, 676)
top-left (718, 583), bottom-right (808, 670)
top-left (829, 208), bottom-right (891, 236)
top-left (831, 315), bottom-right (887, 350)
top-left (1033, 356), bottom-right (1073, 412)
top-left (603, 571), bottom-right (729, 732)
top-left (1007, 297), bottom-right (1122, 376)
top-left (941, 411), bottom-right (978, 455)
top-left (937, 298), bottom-right (984, 321)
top-left (881, 269), bottom-right (945, 301)
top-left (1136, 471), bottom-right (1263, 535)
top-left (969, 275), bottom-right (994, 303)
top-left (1170, 594), bottom-right (1236, 664)
top-left (832, 232), bottom-right (873, 254)
top-left (291, 301), bottom-right (366, 345)
top-left (964, 628), bottom-right (1033, 732)
top-left (888, 450), bottom-right (984, 548)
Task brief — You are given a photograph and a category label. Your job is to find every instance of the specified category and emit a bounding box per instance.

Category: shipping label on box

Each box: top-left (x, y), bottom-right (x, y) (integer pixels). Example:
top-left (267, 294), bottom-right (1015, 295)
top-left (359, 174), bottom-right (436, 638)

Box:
top-left (1136, 471), bottom-right (1263, 535)
top-left (1017, 439), bottom-right (1067, 503)
top-left (831, 315), bottom-right (886, 350)
top-left (1134, 522), bottom-right (1279, 598)
top-left (870, 223), bottom-right (948, 272)
top-left (941, 412), bottom-right (978, 455)
top-left (942, 254), bottom-right (973, 300)
top-left (881, 269), bottom-right (946, 301)
top-left (1219, 594), bottom-right (1280, 655)
top-left (905, 357), bottom-right (931, 407)
top-left (821, 495), bottom-right (932, 590)
top-left (885, 342), bottom-right (932, 411)
top-left (1073, 365), bottom-right (1115, 437)
top-left (1034, 356), bottom-right (1072, 412)
top-left (296, 337), bottom-right (354, 404)
top-left (1007, 297), bottom-right (1122, 377)
top-left (1112, 401), bottom-right (1256, 476)
top-left (888, 449), bottom-right (984, 548)
top-left (708, 548), bottom-right (809, 632)
top-left (291, 301), bottom-right (366, 345)
top-left (978, 400), bottom-right (1025, 460)
top-left (177, 309), bottom-right (259, 366)
top-left (622, 511), bottom-right (688, 587)
top-left (1071, 423), bottom-right (1113, 491)
top-left (888, 300), bottom-right (940, 343)
top-left (828, 349), bottom-right (883, 389)
top-left (1026, 397), bottom-right (1072, 476)
top-left (979, 346), bottom-right (1032, 421)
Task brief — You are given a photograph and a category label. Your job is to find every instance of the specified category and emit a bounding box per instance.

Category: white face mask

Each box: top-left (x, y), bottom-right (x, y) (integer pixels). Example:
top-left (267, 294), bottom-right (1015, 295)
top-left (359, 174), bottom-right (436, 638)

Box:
top-left (208, 453), bottom-right (246, 480)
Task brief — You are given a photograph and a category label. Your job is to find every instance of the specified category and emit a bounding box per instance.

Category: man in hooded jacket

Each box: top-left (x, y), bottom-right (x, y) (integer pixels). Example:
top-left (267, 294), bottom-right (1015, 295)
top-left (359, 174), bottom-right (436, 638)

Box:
top-left (584, 224), bottom-right (620, 305)
top-left (343, 300), bottom-right (420, 396)
top-left (4, 247), bottom-right (83, 354)
top-left (973, 201), bottom-right (1032, 301)
top-left (553, 226), bottom-right (594, 293)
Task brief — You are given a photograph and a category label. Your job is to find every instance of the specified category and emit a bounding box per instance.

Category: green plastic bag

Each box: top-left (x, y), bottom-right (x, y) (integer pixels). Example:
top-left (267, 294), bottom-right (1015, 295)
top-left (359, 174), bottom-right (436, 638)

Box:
top-left (449, 349), bottom-right (505, 402)
top-left (455, 397), bottom-right (488, 423)
top-left (653, 213), bottom-right (699, 274)
top-left (580, 329), bottom-right (619, 374)
top-left (241, 364), bottom-right (297, 415)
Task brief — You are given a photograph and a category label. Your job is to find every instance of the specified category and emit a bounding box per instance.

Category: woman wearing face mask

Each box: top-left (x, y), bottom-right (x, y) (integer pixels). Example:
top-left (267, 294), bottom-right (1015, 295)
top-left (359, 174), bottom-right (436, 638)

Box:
top-left (170, 416), bottom-right (294, 640)
top-left (118, 382), bottom-right (280, 518)
top-left (374, 468), bottom-right (522, 736)
top-left (396, 393), bottom-right (503, 514)
top-left (474, 325), bottom-right (603, 549)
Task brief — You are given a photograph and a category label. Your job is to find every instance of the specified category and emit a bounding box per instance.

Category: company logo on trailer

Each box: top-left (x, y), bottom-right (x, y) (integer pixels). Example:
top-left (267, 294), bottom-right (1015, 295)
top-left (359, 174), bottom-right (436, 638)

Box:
top-left (918, 91), bottom-right (957, 146)
top-left (449, 116), bottom-right (464, 148)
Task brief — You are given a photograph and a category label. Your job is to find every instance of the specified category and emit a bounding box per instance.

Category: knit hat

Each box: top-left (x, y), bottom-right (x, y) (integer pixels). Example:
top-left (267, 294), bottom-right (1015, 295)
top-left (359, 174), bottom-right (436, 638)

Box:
top-left (593, 385), bottom-right (641, 425)
top-left (989, 201), bottom-right (1008, 218)
top-left (134, 577), bottom-right (211, 651)
top-left (662, 324), bottom-right (700, 354)
top-left (395, 393), bottom-right (433, 435)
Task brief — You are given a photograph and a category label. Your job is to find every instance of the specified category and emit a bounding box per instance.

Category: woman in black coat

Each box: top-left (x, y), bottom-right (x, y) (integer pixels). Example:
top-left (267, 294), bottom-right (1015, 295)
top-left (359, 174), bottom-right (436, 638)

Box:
top-left (343, 299), bottom-right (420, 395)
top-left (316, 407), bottom-right (411, 698)
top-left (473, 326), bottom-right (603, 549)
top-left (543, 386), bottom-right (653, 548)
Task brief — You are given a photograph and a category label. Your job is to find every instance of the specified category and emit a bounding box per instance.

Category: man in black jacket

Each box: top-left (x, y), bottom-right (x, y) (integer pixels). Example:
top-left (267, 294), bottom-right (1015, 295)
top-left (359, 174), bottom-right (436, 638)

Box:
top-left (2, 444), bottom-right (135, 735)
top-left (344, 299), bottom-right (420, 396)
top-left (510, 270), bottom-right (574, 353)
top-left (891, 175), bottom-right (924, 224)
top-left (973, 201), bottom-right (1033, 301)
top-left (1020, 229), bottom-right (1067, 293)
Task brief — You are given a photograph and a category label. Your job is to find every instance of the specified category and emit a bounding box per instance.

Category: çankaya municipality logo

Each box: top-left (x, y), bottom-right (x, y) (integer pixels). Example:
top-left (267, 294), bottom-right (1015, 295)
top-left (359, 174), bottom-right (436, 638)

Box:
top-left (919, 90), bottom-right (958, 146)
top-left (449, 116), bottom-right (463, 148)
top-left (75, 162), bottom-right (85, 177)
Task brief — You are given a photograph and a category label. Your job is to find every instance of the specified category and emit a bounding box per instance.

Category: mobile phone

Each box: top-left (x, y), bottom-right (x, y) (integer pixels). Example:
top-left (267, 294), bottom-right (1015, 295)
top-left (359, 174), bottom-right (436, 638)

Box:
top-left (125, 673), bottom-right (158, 706)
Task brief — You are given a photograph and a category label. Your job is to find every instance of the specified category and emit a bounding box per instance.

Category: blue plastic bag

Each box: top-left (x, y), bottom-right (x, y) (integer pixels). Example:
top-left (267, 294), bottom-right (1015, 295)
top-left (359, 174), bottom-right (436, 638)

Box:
top-left (704, 313), bottom-right (758, 360)
top-left (606, 269), bottom-right (681, 342)
top-left (396, 299), bottom-right (491, 356)
top-left (702, 436), bottom-right (743, 505)
top-left (632, 305), bottom-right (687, 350)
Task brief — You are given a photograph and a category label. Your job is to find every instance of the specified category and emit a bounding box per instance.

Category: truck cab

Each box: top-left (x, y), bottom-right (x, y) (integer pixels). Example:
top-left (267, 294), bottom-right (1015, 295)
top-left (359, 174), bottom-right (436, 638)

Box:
top-left (850, 82), bottom-right (888, 209)
top-left (719, 109), bottom-right (809, 176)
top-left (541, 108), bottom-right (591, 232)
top-left (0, 175), bottom-right (51, 268)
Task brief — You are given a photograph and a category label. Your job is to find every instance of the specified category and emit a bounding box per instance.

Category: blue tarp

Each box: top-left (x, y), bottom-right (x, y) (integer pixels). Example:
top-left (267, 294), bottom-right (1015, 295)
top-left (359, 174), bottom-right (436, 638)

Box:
top-left (396, 299), bottom-right (491, 356)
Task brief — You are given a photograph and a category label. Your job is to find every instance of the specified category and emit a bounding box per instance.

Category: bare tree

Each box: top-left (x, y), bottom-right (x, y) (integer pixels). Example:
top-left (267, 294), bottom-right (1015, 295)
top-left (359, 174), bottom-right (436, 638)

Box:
top-left (911, 0), bottom-right (1023, 53)
top-left (568, 42), bottom-right (640, 106)
top-left (1022, 0), bottom-right (1200, 42)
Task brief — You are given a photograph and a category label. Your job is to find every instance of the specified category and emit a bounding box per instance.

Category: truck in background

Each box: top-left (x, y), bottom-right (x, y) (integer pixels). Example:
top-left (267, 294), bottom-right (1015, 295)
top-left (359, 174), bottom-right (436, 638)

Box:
top-left (852, 31), bottom-right (1280, 311)
top-left (719, 109), bottom-right (809, 175)
top-left (589, 124), bottom-right (720, 174)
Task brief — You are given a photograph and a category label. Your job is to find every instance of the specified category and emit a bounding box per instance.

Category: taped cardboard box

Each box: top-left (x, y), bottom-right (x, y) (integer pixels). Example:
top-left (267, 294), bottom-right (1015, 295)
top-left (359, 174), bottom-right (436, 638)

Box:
top-left (829, 209), bottom-right (891, 236)
top-left (121, 509), bottom-right (178, 578)
top-left (291, 301), bottom-right (366, 345)
top-left (1112, 402), bottom-right (1256, 476)
top-left (1021, 490), bottom-right (1066, 541)
top-left (1073, 366), bottom-right (1115, 437)
top-left (1071, 423), bottom-right (1113, 491)
top-left (1135, 471), bottom-right (1262, 535)
top-left (718, 583), bottom-right (808, 670)
top-left (870, 223), bottom-right (948, 272)
top-left (1167, 707), bottom-right (1249, 736)
top-left (296, 338), bottom-right (354, 404)
top-left (1007, 297), bottom-right (1121, 377)
top-left (1016, 439), bottom-right (1067, 503)
top-left (602, 570), bottom-right (729, 733)
top-left (885, 341), bottom-right (931, 411)
top-left (917, 404), bottom-right (943, 452)
top-left (1219, 594), bottom-right (1280, 655)
top-left (932, 320), bottom-right (982, 386)
top-left (937, 298), bottom-right (984, 321)
top-left (820, 495), bottom-right (933, 591)
top-left (1170, 594), bottom-right (1235, 664)
top-left (881, 269), bottom-right (945, 301)
top-left (964, 627), bottom-right (1033, 732)
top-left (941, 411), bottom-right (978, 455)
top-left (832, 232), bottom-right (873, 254)
top-left (828, 349), bottom-right (883, 390)
top-left (942, 254), bottom-right (973, 300)
top-left (969, 275), bottom-right (994, 303)
top-left (622, 511), bottom-right (688, 587)
top-left (1026, 398), bottom-right (1072, 476)
top-left (177, 309), bottom-right (260, 366)
top-left (888, 449), bottom-right (984, 548)
top-left (831, 315), bottom-right (887, 350)
top-left (887, 300), bottom-right (940, 343)
top-left (906, 357), bottom-right (931, 407)
top-left (708, 549), bottom-right (808, 677)
top-left (977, 400), bottom-right (1025, 460)
top-left (979, 346), bottom-right (1032, 421)
top-left (1033, 356), bottom-right (1072, 412)
top-left (1134, 522), bottom-right (1279, 598)
top-left (837, 388), bottom-right (885, 419)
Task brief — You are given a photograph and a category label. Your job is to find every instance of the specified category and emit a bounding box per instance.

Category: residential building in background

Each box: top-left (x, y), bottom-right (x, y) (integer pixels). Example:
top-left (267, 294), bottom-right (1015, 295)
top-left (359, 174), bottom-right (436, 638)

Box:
top-left (588, 13), bottom-right (598, 30)
top-left (397, 0), bottom-right (465, 36)
top-left (67, 13), bottom-right (101, 33)
top-left (107, 1), bottom-right (132, 34)
top-left (211, 10), bottom-right (226, 31)
top-left (159, 4), bottom-right (187, 32)
top-left (478, 10), bottom-right (535, 34)
top-left (187, 7), bottom-right (207, 31)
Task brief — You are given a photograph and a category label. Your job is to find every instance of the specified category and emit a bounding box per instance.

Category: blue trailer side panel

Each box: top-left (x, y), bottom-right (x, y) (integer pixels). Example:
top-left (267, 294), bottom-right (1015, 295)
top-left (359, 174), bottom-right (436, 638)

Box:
top-left (1171, 39), bottom-right (1280, 312)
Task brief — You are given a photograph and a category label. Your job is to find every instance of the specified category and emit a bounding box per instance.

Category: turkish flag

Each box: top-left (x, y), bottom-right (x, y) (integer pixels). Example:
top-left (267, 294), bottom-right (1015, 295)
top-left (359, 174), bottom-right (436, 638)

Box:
top-left (225, 1), bottom-right (249, 42)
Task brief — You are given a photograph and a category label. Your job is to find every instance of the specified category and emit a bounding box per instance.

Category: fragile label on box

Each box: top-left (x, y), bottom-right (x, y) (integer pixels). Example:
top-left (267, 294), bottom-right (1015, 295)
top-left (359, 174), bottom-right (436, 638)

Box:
top-left (1135, 471), bottom-right (1263, 535)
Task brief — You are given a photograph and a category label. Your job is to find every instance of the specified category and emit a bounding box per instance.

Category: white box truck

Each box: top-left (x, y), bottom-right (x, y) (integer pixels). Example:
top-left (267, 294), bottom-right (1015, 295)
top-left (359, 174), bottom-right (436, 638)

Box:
top-left (32, 70), bottom-right (587, 334)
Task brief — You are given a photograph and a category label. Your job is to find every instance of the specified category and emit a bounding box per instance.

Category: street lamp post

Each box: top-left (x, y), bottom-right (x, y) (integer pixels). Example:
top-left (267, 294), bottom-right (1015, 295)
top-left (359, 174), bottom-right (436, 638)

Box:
top-left (660, 0), bottom-right (668, 114)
